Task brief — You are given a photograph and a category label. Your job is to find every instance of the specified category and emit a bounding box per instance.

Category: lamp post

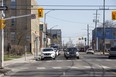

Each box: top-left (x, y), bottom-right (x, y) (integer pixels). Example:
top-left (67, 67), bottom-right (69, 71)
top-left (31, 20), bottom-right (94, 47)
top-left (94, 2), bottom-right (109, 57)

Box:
top-left (50, 25), bottom-right (58, 44)
top-left (43, 10), bottom-right (54, 47)
top-left (0, 0), bottom-right (4, 68)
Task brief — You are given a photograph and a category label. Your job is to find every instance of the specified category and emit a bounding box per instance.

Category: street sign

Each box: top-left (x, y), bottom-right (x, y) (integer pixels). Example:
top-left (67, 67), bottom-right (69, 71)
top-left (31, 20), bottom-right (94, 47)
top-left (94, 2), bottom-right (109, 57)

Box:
top-left (0, 6), bottom-right (8, 10)
top-left (112, 11), bottom-right (116, 20)
top-left (31, 14), bottom-right (36, 19)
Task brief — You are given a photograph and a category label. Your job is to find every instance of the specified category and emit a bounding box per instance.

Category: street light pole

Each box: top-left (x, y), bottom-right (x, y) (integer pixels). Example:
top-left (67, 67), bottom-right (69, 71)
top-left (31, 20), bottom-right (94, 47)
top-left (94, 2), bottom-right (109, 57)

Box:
top-left (44, 10), bottom-right (54, 47)
top-left (0, 0), bottom-right (4, 68)
top-left (103, 0), bottom-right (105, 54)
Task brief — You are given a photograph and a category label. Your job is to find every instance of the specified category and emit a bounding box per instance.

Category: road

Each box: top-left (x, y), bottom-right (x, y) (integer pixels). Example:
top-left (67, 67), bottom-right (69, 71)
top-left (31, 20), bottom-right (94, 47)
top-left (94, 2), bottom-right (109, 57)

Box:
top-left (4, 51), bottom-right (116, 77)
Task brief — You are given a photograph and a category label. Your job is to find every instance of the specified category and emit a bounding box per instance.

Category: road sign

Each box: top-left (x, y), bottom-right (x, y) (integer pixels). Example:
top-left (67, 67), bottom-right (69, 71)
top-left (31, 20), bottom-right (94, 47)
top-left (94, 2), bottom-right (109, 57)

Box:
top-left (0, 6), bottom-right (8, 10)
top-left (112, 11), bottom-right (116, 20)
top-left (31, 14), bottom-right (36, 19)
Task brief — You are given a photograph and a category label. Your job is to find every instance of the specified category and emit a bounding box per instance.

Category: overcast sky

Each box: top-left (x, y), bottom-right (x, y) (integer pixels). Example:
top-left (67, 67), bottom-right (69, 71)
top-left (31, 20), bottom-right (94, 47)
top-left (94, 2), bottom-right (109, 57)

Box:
top-left (37, 0), bottom-right (116, 44)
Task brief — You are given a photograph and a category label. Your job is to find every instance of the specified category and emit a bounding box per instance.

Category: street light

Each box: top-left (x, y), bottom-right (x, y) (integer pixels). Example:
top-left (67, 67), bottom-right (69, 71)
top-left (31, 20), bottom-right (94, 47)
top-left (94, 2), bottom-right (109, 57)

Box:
top-left (50, 25), bottom-right (58, 44)
top-left (43, 10), bottom-right (54, 47)
top-left (44, 10), bottom-right (55, 25)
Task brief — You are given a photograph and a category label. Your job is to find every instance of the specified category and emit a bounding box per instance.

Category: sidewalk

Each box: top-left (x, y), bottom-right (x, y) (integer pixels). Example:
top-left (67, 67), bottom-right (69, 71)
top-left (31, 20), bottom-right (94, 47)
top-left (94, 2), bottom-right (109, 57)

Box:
top-left (0, 54), bottom-right (34, 77)
top-left (4, 54), bottom-right (34, 66)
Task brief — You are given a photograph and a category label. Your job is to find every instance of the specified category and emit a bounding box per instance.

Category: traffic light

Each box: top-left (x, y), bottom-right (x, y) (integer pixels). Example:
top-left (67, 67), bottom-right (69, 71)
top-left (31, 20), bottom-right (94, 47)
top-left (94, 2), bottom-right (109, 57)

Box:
top-left (78, 38), bottom-right (81, 40)
top-left (38, 8), bottom-right (44, 18)
top-left (0, 19), bottom-right (5, 30)
top-left (112, 11), bottom-right (116, 20)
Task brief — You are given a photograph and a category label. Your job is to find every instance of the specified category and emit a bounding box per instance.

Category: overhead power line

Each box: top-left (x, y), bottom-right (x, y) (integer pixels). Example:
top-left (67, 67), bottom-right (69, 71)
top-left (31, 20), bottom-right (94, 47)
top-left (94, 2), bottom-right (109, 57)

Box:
top-left (47, 15), bottom-right (93, 24)
top-left (8, 5), bottom-right (116, 7)
top-left (8, 8), bottom-right (116, 10)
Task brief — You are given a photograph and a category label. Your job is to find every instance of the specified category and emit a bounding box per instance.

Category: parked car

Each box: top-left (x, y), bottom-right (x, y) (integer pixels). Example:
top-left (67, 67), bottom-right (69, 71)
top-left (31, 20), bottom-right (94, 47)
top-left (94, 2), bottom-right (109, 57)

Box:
top-left (51, 46), bottom-right (60, 56)
top-left (86, 48), bottom-right (94, 54)
top-left (108, 47), bottom-right (116, 59)
top-left (41, 48), bottom-right (56, 60)
top-left (64, 47), bottom-right (79, 59)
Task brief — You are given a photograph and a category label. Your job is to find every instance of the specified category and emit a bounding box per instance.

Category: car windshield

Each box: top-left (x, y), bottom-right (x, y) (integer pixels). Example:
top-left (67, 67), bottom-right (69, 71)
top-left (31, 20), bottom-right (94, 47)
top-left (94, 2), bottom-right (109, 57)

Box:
top-left (43, 49), bottom-right (53, 52)
top-left (67, 48), bottom-right (77, 52)
top-left (88, 49), bottom-right (92, 50)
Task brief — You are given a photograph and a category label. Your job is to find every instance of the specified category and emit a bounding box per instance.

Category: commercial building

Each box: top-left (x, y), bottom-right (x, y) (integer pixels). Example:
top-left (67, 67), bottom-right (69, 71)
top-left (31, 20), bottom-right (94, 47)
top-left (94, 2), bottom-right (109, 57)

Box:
top-left (92, 27), bottom-right (116, 51)
top-left (47, 29), bottom-right (62, 47)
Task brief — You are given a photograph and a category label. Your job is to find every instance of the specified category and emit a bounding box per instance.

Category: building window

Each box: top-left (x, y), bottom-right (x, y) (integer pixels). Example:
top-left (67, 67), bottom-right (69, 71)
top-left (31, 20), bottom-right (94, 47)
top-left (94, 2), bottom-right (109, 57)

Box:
top-left (11, 32), bottom-right (15, 41)
top-left (11, 0), bottom-right (16, 9)
top-left (11, 16), bottom-right (15, 26)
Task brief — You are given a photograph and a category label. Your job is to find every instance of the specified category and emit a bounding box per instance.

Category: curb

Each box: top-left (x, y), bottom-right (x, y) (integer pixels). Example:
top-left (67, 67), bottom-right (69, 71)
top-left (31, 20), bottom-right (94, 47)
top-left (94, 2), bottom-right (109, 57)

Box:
top-left (0, 68), bottom-right (11, 77)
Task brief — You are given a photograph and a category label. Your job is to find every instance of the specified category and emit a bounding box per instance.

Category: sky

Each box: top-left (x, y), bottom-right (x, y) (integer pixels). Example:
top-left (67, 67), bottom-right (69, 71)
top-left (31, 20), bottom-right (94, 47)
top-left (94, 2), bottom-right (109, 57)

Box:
top-left (36, 0), bottom-right (116, 44)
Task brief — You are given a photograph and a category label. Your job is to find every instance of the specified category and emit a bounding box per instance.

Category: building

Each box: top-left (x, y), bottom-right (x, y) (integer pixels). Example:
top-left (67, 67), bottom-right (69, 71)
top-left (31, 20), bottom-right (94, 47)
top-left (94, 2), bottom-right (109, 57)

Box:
top-left (3, 0), bottom-right (40, 55)
top-left (39, 22), bottom-right (47, 49)
top-left (47, 29), bottom-right (62, 47)
top-left (92, 27), bottom-right (116, 51)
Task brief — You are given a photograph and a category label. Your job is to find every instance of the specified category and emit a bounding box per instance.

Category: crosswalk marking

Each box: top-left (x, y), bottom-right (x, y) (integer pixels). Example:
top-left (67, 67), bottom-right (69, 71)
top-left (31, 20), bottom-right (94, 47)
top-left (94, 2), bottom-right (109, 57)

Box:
top-left (36, 65), bottom-right (111, 70)
top-left (70, 66), bottom-right (79, 69)
top-left (101, 66), bottom-right (110, 69)
top-left (52, 67), bottom-right (62, 69)
top-left (37, 67), bottom-right (46, 69)
top-left (83, 66), bottom-right (91, 68)
top-left (40, 59), bottom-right (115, 63)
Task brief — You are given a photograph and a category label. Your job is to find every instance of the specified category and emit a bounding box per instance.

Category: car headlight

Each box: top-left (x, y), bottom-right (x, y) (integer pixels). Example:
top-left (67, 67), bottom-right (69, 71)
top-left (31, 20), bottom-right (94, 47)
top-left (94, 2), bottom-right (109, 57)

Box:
top-left (76, 52), bottom-right (79, 56)
top-left (66, 52), bottom-right (69, 54)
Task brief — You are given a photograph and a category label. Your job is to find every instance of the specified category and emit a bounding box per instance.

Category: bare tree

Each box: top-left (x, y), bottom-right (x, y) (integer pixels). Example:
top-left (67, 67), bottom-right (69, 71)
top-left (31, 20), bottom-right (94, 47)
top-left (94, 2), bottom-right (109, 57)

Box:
top-left (98, 20), bottom-right (116, 28)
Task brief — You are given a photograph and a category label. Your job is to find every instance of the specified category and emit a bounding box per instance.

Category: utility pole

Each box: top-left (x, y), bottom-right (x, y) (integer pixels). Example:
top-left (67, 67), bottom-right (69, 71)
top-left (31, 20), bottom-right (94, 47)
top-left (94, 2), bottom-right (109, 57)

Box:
top-left (0, 0), bottom-right (4, 68)
top-left (93, 10), bottom-right (99, 51)
top-left (103, 0), bottom-right (105, 54)
top-left (87, 24), bottom-right (89, 46)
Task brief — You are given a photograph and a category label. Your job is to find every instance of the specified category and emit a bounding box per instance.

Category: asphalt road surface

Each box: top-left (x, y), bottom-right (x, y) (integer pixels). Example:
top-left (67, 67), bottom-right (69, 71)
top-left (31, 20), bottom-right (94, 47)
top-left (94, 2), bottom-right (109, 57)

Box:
top-left (4, 51), bottom-right (116, 77)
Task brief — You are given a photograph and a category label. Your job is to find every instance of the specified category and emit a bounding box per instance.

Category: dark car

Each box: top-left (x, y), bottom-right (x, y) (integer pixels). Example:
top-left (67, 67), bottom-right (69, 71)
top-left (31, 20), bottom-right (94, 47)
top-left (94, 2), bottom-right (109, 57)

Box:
top-left (64, 47), bottom-right (79, 59)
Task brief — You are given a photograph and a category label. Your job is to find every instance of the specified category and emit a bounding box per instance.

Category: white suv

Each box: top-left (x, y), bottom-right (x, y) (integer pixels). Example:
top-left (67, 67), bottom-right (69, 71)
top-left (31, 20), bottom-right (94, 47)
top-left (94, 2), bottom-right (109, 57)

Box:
top-left (41, 48), bottom-right (56, 60)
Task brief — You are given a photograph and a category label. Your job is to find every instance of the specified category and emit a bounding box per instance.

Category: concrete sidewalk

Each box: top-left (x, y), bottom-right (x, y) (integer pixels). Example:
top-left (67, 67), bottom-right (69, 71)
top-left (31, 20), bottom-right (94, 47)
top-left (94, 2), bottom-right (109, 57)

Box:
top-left (4, 54), bottom-right (34, 66)
top-left (0, 54), bottom-right (34, 77)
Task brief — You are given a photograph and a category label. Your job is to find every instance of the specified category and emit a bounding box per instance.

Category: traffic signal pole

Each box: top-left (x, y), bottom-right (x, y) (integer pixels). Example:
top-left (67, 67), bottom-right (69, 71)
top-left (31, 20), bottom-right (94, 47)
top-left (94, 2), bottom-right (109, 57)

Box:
top-left (0, 0), bottom-right (4, 68)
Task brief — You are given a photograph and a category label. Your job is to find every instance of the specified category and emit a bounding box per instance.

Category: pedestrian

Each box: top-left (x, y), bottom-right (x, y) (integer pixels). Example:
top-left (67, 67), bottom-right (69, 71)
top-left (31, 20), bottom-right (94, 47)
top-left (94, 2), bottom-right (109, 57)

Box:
top-left (7, 43), bottom-right (11, 57)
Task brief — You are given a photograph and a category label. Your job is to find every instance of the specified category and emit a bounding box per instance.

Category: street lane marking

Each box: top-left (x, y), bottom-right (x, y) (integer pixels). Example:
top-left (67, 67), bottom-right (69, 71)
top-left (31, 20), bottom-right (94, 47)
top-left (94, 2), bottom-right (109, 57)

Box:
top-left (52, 67), bottom-right (62, 69)
top-left (83, 66), bottom-right (91, 68)
top-left (101, 66), bottom-right (110, 69)
top-left (37, 67), bottom-right (46, 69)
top-left (70, 67), bottom-right (79, 69)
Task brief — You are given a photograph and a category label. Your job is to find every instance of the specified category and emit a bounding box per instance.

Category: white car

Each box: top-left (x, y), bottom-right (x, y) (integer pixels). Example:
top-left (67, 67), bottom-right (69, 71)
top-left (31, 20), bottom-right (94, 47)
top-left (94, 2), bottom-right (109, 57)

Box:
top-left (86, 49), bottom-right (94, 54)
top-left (41, 48), bottom-right (56, 60)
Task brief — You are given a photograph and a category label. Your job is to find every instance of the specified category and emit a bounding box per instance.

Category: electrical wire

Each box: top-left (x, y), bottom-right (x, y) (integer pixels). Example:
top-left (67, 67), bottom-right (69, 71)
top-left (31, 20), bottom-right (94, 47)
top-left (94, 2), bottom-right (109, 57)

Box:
top-left (8, 5), bottom-right (116, 7)
top-left (46, 15), bottom-right (94, 25)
